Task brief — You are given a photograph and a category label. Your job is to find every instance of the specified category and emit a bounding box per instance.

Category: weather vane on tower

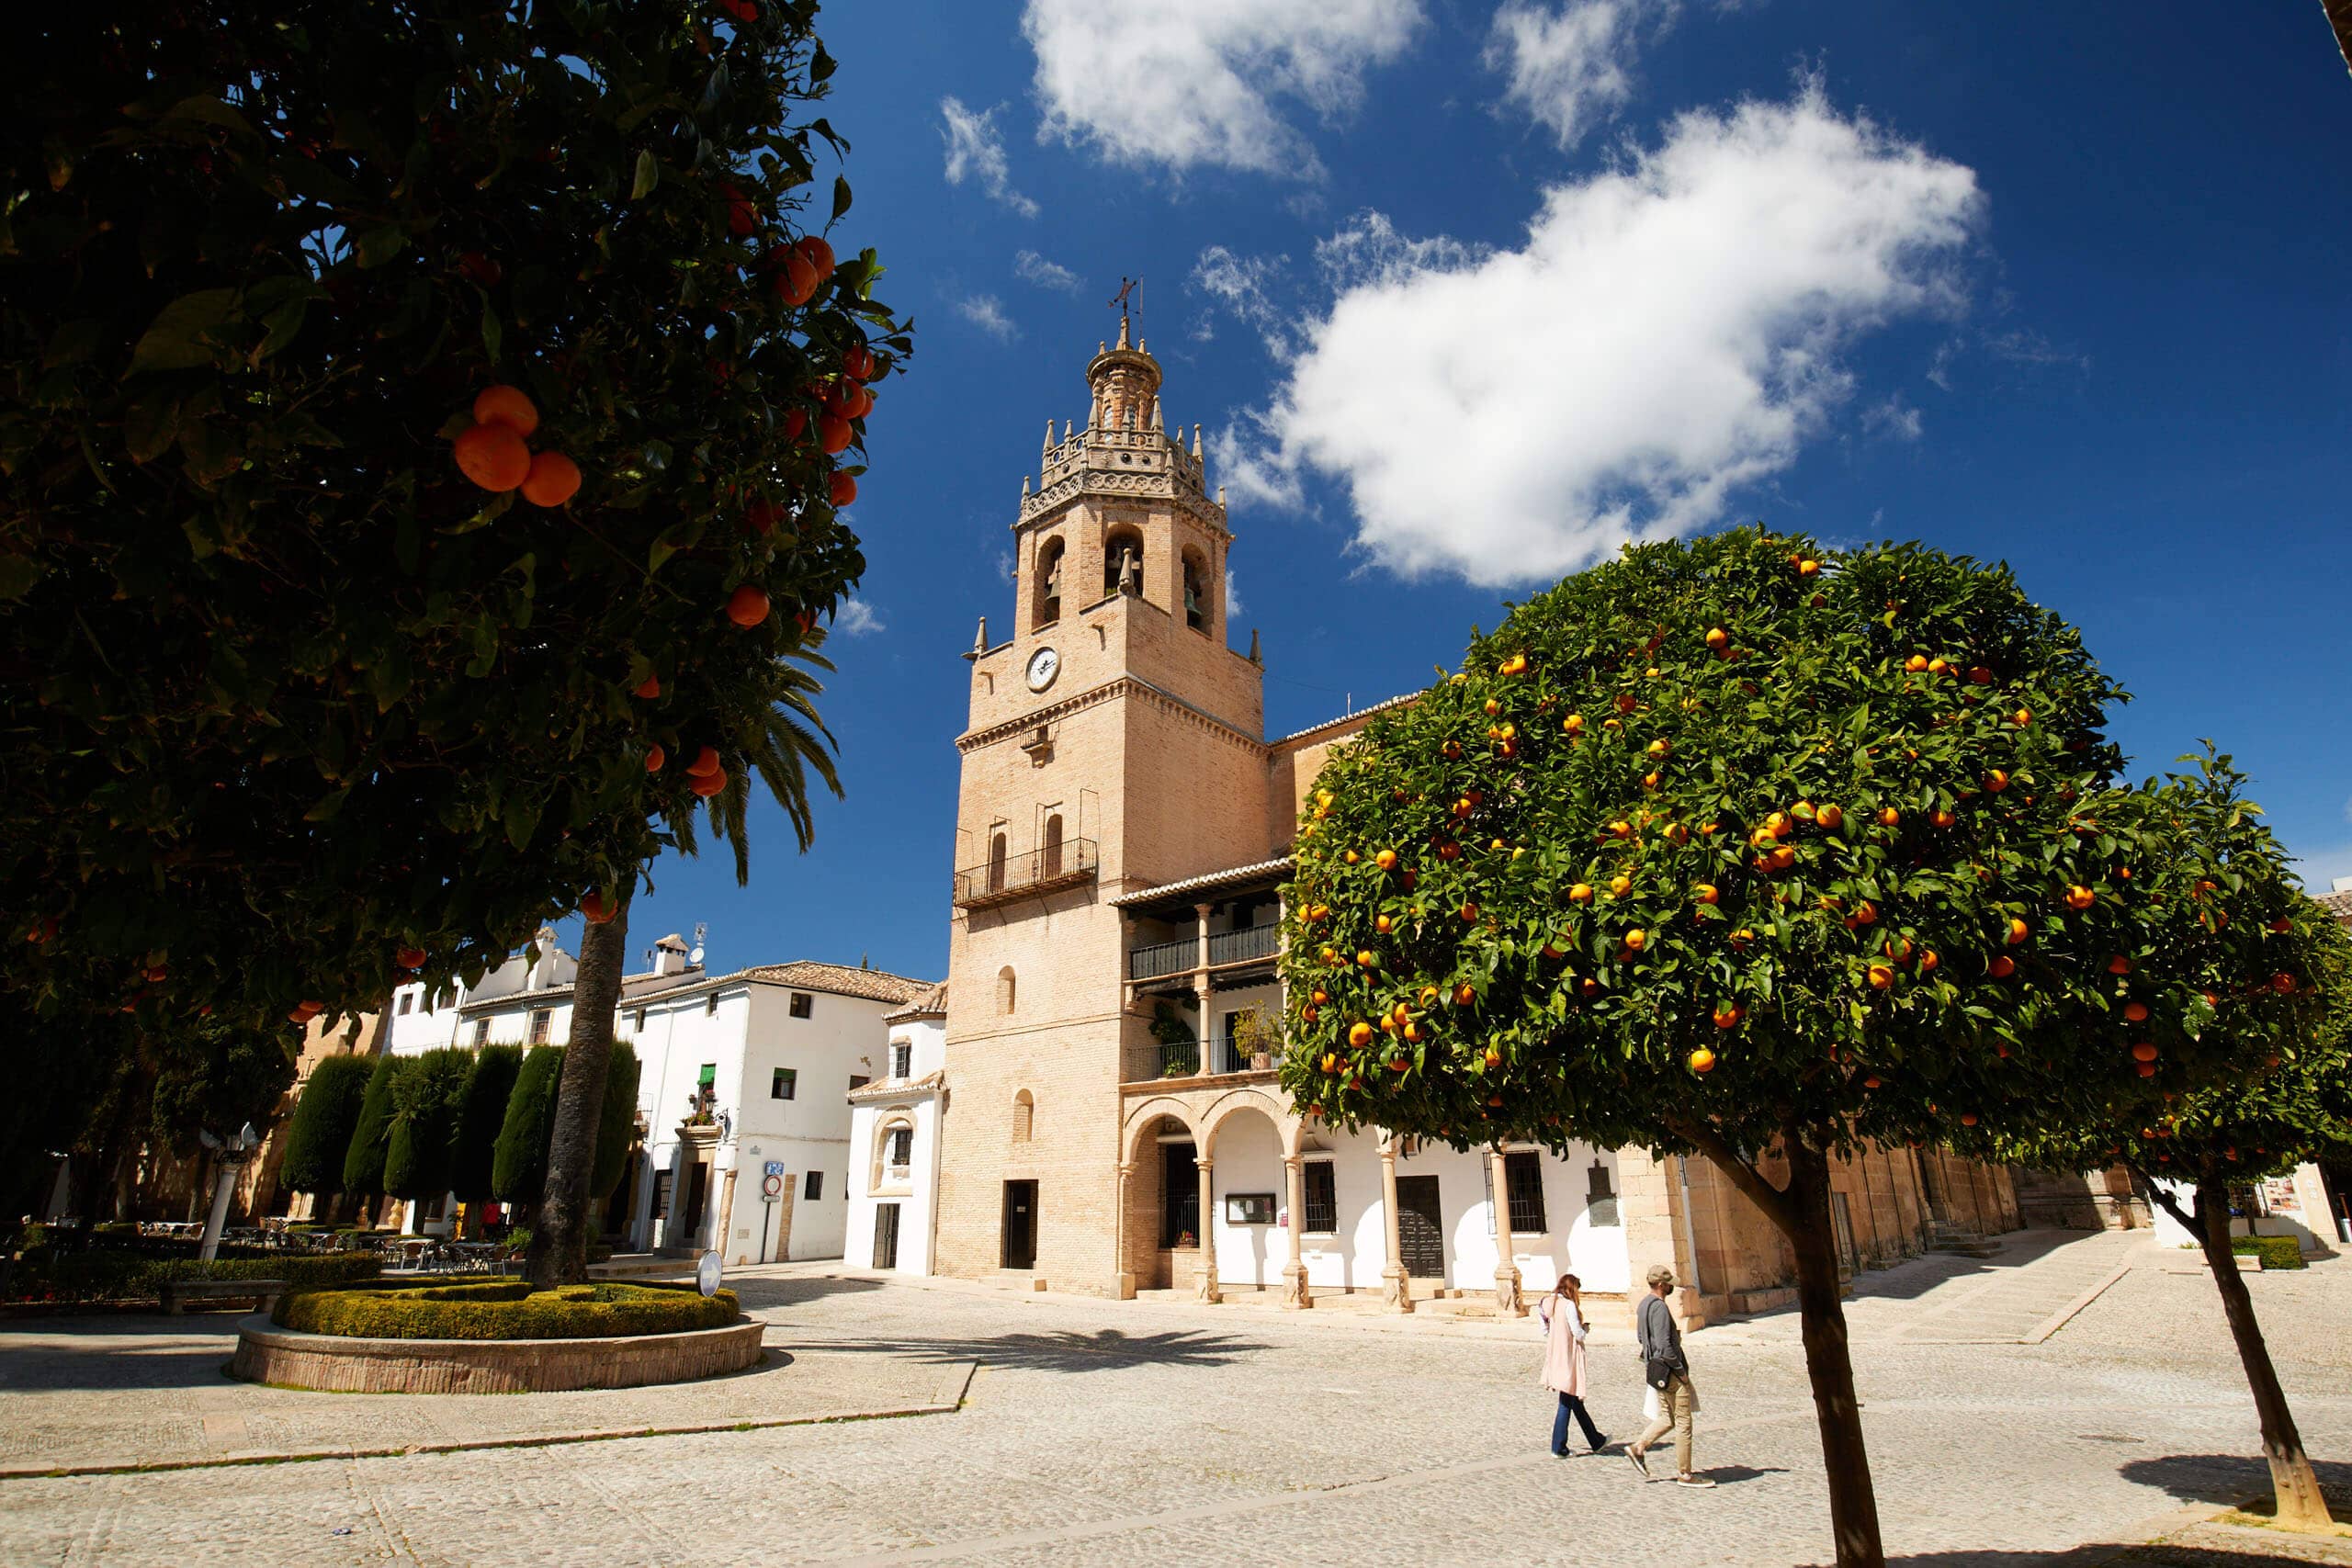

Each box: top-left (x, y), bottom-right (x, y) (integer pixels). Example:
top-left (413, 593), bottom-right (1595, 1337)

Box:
top-left (1108, 276), bottom-right (1141, 334)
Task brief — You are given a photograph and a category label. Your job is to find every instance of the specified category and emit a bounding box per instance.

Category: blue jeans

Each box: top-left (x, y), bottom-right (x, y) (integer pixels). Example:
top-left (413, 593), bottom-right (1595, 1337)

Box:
top-left (1551, 1393), bottom-right (1604, 1455)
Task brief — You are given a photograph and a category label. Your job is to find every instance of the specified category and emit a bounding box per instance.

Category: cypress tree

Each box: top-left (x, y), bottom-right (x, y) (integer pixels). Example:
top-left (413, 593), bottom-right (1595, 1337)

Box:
top-left (277, 1054), bottom-right (373, 1201)
top-left (450, 1045), bottom-right (522, 1206)
top-left (384, 1049), bottom-right (471, 1202)
top-left (591, 1043), bottom-right (643, 1201)
top-left (492, 1046), bottom-right (564, 1203)
top-left (340, 1052), bottom-right (408, 1201)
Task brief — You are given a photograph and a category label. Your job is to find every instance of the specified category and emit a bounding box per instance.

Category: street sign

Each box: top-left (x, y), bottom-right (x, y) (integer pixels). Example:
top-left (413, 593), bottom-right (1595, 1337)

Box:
top-left (763, 1160), bottom-right (786, 1178)
top-left (696, 1250), bottom-right (722, 1298)
top-left (762, 1173), bottom-right (784, 1199)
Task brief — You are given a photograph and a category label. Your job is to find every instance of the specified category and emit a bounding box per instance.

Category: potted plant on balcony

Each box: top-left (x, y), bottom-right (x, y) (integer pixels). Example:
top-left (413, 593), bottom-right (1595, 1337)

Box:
top-left (1151, 1003), bottom-right (1198, 1076)
top-left (1233, 1009), bottom-right (1282, 1074)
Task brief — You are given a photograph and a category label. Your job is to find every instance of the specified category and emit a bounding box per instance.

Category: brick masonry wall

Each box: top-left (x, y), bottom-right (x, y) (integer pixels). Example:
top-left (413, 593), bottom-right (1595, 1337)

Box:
top-left (231, 1317), bottom-right (763, 1393)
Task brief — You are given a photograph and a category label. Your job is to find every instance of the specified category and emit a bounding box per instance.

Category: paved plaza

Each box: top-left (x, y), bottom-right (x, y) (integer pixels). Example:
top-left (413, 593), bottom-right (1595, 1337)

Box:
top-left (2, 1230), bottom-right (2348, 1566)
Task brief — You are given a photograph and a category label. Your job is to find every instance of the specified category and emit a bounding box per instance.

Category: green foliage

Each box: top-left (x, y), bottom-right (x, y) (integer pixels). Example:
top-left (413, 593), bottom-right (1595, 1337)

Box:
top-left (1279, 527), bottom-right (2195, 1156)
top-left (0, 2), bottom-right (908, 1052)
top-left (277, 1053), bottom-right (373, 1197)
top-left (274, 1280), bottom-right (737, 1340)
top-left (2232, 1235), bottom-right (2308, 1269)
top-left (1986, 761), bottom-right (2352, 1192)
top-left (492, 1046), bottom-right (565, 1202)
top-left (591, 1043), bottom-right (643, 1201)
top-left (340, 1053), bottom-right (410, 1197)
top-left (383, 1048), bottom-right (472, 1201)
top-left (6, 1250), bottom-right (378, 1303)
top-left (450, 1044), bottom-right (522, 1204)
top-left (148, 1019), bottom-right (297, 1157)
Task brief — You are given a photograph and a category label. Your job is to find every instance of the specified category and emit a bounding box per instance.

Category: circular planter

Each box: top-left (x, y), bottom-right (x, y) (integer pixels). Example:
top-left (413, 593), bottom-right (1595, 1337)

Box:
top-left (231, 1314), bottom-right (764, 1393)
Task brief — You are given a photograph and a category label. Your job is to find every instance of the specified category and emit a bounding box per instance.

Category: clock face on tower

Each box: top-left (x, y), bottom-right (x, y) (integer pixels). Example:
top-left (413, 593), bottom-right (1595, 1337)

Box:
top-left (1026, 646), bottom-right (1060, 692)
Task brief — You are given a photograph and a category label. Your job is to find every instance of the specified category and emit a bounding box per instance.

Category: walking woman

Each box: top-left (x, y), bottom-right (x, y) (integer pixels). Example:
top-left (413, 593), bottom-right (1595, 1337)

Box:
top-left (1538, 1273), bottom-right (1610, 1457)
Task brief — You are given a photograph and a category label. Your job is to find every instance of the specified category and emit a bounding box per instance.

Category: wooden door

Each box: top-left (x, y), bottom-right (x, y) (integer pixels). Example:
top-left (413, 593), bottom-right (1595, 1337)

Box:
top-left (1001, 1179), bottom-right (1037, 1269)
top-left (1395, 1175), bottom-right (1446, 1279)
top-left (873, 1202), bottom-right (901, 1270)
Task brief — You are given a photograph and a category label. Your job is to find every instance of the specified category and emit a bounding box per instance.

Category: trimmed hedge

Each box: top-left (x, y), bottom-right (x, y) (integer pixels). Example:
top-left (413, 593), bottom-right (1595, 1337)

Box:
top-left (274, 1280), bottom-right (738, 1340)
top-left (2232, 1235), bottom-right (2308, 1270)
top-left (7, 1251), bottom-right (380, 1303)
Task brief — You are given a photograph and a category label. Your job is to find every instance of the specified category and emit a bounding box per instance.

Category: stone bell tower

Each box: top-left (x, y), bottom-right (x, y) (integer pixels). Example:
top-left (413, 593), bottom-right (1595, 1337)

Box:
top-left (931, 321), bottom-right (1273, 1291)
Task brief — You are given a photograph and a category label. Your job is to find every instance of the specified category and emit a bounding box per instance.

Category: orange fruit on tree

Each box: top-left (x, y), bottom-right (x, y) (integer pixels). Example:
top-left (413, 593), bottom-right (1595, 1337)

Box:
top-left (1349, 1021), bottom-right (1374, 1047)
top-left (1816, 804), bottom-right (1844, 831)
top-left (1688, 1047), bottom-right (1717, 1074)
top-left (519, 450), bottom-right (581, 507)
top-left (1375, 849), bottom-right (1397, 871)
top-left (726, 583), bottom-right (771, 627)
top-left (691, 766), bottom-right (729, 797)
top-left (1905, 655), bottom-right (1928, 673)
top-left (685, 745), bottom-right (721, 777)
top-left (796, 234), bottom-right (836, 281)
top-left (1960, 1112), bottom-right (1978, 1127)
top-left (1768, 845), bottom-right (1796, 871)
top-left (1569, 883), bottom-right (1594, 904)
top-left (2131, 1042), bottom-right (2158, 1063)
top-left (2136, 1062), bottom-right (2156, 1077)
top-left (1694, 884), bottom-right (1719, 906)
top-left (1988, 954), bottom-right (2016, 978)
top-left (1931, 807), bottom-right (1956, 829)
top-left (1623, 928), bottom-right (1647, 952)
top-left (1357, 949), bottom-right (1379, 968)
top-left (1563, 713), bottom-right (1585, 735)
top-left (1852, 900), bottom-right (1878, 926)
top-left (1609, 875), bottom-right (1632, 897)
top-left (828, 470), bottom-right (858, 507)
top-left (2006, 918), bottom-right (2030, 945)
top-left (396, 946), bottom-right (427, 971)
top-left (1704, 627), bottom-right (1727, 649)
top-left (634, 673), bottom-right (662, 700)
top-left (818, 414), bottom-right (854, 453)
top-left (842, 343), bottom-right (876, 380)
top-left (773, 251), bottom-right (819, 305)
top-left (2271, 973), bottom-right (2298, 994)
top-left (1983, 769), bottom-right (2010, 793)
top-left (2064, 885), bottom-right (2096, 911)
top-left (1878, 806), bottom-right (1901, 829)
top-left (644, 744), bottom-right (665, 773)
top-left (453, 421), bottom-right (531, 491)
top-left (2108, 954), bottom-right (2132, 975)
top-left (1374, 914), bottom-right (1393, 934)
top-left (2012, 707), bottom-right (2032, 728)
top-left (1453, 983), bottom-right (1476, 1007)
top-left (582, 892), bottom-right (617, 924)
top-left (1867, 963), bottom-right (1894, 990)
top-left (1797, 558), bottom-right (1819, 577)
top-left (472, 384), bottom-right (539, 436)
top-left (1918, 949), bottom-right (1939, 972)
top-left (1713, 1002), bottom-right (1743, 1029)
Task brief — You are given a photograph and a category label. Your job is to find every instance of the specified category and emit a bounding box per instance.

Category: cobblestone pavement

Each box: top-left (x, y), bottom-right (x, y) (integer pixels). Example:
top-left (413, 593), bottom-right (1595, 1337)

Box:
top-left (1716, 1227), bottom-right (2143, 1345)
top-left (2, 1231), bottom-right (2347, 1567)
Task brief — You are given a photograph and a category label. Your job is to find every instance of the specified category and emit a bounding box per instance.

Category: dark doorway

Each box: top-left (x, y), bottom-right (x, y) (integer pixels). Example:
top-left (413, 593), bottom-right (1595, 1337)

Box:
top-left (1001, 1179), bottom-right (1037, 1269)
top-left (873, 1201), bottom-right (902, 1270)
top-left (682, 1160), bottom-right (710, 1241)
top-left (650, 1169), bottom-right (673, 1247)
top-left (1160, 1142), bottom-right (1200, 1246)
top-left (1396, 1174), bottom-right (1446, 1278)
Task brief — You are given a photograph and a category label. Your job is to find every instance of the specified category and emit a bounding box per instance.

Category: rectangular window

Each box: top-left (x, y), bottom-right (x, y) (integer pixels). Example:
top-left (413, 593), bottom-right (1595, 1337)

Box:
top-left (805, 1170), bottom-right (824, 1201)
top-left (528, 1009), bottom-right (551, 1044)
top-left (1303, 1162), bottom-right (1338, 1235)
top-left (771, 1067), bottom-right (797, 1100)
top-left (888, 1126), bottom-right (913, 1167)
top-left (891, 1043), bottom-right (912, 1078)
top-left (1505, 1151), bottom-right (1548, 1235)
top-left (397, 992), bottom-right (414, 1016)
top-left (633, 1010), bottom-right (648, 1032)
top-left (789, 991), bottom-right (813, 1019)
top-left (849, 1074), bottom-right (871, 1091)
top-left (706, 993), bottom-right (719, 1016)
top-left (471, 1019), bottom-right (490, 1047)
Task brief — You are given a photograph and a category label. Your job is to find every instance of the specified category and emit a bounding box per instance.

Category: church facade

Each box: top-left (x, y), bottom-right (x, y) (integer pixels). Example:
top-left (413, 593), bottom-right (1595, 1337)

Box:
top-left (926, 323), bottom-right (2019, 1323)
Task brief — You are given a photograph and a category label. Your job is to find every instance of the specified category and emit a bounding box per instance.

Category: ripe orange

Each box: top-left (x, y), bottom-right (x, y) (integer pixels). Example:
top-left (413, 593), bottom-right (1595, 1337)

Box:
top-left (1918, 949), bottom-right (1939, 973)
top-left (519, 450), bottom-right (581, 507)
top-left (1713, 1003), bottom-right (1743, 1029)
top-left (454, 421), bottom-right (531, 491)
top-left (1688, 1047), bottom-right (1717, 1074)
top-left (1905, 654), bottom-right (1928, 673)
top-left (644, 744), bottom-right (665, 773)
top-left (2136, 1062), bottom-right (2156, 1077)
top-left (842, 344), bottom-right (876, 380)
top-left (1984, 769), bottom-right (2010, 794)
top-left (1694, 884), bottom-right (1720, 906)
top-left (796, 234), bottom-right (836, 281)
top-left (1968, 665), bottom-right (1991, 684)
top-left (1988, 955), bottom-right (2016, 978)
top-left (1500, 653), bottom-right (1529, 677)
top-left (396, 946), bottom-right (426, 970)
top-left (1453, 983), bottom-right (1476, 1007)
top-left (1311, 988), bottom-right (1329, 1005)
top-left (582, 892), bottom-right (616, 924)
top-left (1483, 1048), bottom-right (1502, 1068)
top-left (1765, 811), bottom-right (1792, 838)
top-left (1623, 928), bottom-right (1647, 952)
top-left (2006, 918), bottom-right (2030, 945)
top-left (2268, 917), bottom-right (2293, 934)
top-left (1930, 808), bottom-right (1956, 829)
top-left (1731, 928), bottom-right (1754, 948)
top-left (1797, 558), bottom-right (1819, 577)
top-left (2012, 707), bottom-right (2032, 728)
top-left (1852, 900), bottom-right (1878, 926)
top-left (1357, 949), bottom-right (1379, 968)
top-left (1768, 845), bottom-right (1795, 871)
top-left (685, 745), bottom-right (721, 777)
top-left (726, 584), bottom-right (771, 627)
top-left (828, 470), bottom-right (858, 507)
top-left (1349, 1021), bottom-right (1374, 1047)
top-left (2064, 885), bottom-right (2096, 911)
top-left (1878, 806), bottom-right (1900, 829)
top-left (1647, 739), bottom-right (1671, 759)
top-left (2131, 1042), bottom-right (2158, 1063)
top-left (1563, 714), bottom-right (1585, 735)
top-left (1375, 849), bottom-right (1397, 871)
top-left (1960, 1112), bottom-right (1979, 1127)
top-left (818, 414), bottom-right (854, 454)
top-left (1867, 963), bottom-right (1894, 989)
top-left (691, 766), bottom-right (729, 797)
top-left (2271, 973), bottom-right (2298, 994)
top-left (1608, 819), bottom-right (1634, 839)
top-left (1704, 627), bottom-right (1727, 649)
top-left (472, 384), bottom-right (539, 437)
top-left (774, 252), bottom-right (820, 305)
top-left (1458, 903), bottom-right (1478, 923)
top-left (1609, 875), bottom-right (1632, 897)
top-left (1569, 883), bottom-right (1594, 904)
top-left (2108, 954), bottom-right (2132, 975)
top-left (1374, 914), bottom-right (1393, 934)
top-left (1321, 1053), bottom-right (1340, 1075)
top-left (634, 673), bottom-right (662, 700)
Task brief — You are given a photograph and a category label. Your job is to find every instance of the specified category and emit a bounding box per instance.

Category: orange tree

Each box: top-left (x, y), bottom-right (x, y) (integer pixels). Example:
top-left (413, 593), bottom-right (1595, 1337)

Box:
top-left (1277, 526), bottom-right (2228, 1567)
top-left (1, 3), bottom-right (902, 1268)
top-left (1985, 759), bottom-right (2350, 1529)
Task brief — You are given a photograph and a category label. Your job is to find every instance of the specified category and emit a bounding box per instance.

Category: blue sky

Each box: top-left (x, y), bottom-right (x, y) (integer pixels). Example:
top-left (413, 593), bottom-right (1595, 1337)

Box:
top-left (584, 1), bottom-right (2352, 984)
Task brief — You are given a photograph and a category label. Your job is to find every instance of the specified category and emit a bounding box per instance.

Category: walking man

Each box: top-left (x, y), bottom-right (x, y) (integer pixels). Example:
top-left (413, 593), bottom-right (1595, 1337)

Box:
top-left (1630, 1262), bottom-right (1713, 1487)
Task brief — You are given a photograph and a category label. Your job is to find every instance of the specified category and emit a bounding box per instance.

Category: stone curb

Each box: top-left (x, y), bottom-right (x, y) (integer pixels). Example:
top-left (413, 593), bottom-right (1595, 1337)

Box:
top-left (2021, 1258), bottom-right (2137, 1345)
top-left (232, 1313), bottom-right (764, 1393)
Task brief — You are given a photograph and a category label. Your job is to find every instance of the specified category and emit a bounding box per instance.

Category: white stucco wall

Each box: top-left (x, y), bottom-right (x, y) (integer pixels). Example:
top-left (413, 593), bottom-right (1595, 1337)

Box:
top-left (844, 1014), bottom-right (947, 1275)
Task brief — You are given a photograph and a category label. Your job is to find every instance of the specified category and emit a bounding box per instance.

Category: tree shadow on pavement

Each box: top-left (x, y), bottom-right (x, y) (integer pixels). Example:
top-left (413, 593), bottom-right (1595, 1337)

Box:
top-left (1885, 1546), bottom-right (2346, 1567)
top-left (0, 1322), bottom-right (258, 1393)
top-left (711, 1273), bottom-right (888, 1310)
top-left (2118, 1454), bottom-right (2352, 1512)
top-left (767, 1326), bottom-right (1269, 1375)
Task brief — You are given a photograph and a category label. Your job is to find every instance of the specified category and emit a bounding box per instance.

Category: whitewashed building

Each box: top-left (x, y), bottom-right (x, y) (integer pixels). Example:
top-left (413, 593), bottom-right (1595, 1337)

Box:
top-left (844, 983), bottom-right (948, 1275)
top-left (384, 934), bottom-right (933, 1259)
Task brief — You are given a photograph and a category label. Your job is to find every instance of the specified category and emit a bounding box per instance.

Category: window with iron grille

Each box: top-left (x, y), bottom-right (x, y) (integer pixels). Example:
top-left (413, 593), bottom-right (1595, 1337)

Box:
top-left (891, 1042), bottom-right (912, 1078)
top-left (1505, 1151), bottom-right (1547, 1235)
top-left (471, 1019), bottom-right (489, 1047)
top-left (888, 1126), bottom-right (913, 1167)
top-left (1302, 1162), bottom-right (1338, 1235)
top-left (528, 1009), bottom-right (550, 1044)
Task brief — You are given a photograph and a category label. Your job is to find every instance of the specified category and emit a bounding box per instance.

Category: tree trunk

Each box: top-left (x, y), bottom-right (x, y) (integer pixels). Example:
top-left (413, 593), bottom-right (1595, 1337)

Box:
top-left (528, 892), bottom-right (630, 1289)
top-left (2165, 1177), bottom-right (2335, 1529)
top-left (1785, 1138), bottom-right (1887, 1568)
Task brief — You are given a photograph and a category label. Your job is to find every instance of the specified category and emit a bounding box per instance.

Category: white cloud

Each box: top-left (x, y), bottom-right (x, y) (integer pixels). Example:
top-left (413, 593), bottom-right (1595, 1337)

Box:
top-left (940, 97), bottom-right (1039, 217)
top-left (1191, 247), bottom-right (1296, 356)
top-left (1014, 250), bottom-right (1082, 293)
top-left (1023, 0), bottom-right (1423, 177)
top-left (1224, 570), bottom-right (1244, 618)
top-left (1231, 85), bottom-right (1981, 586)
top-left (1863, 396), bottom-right (1923, 441)
top-left (997, 550), bottom-right (1018, 585)
top-left (1314, 211), bottom-right (1483, 291)
top-left (834, 597), bottom-right (885, 637)
top-left (1486, 0), bottom-right (1668, 151)
top-left (956, 294), bottom-right (1020, 342)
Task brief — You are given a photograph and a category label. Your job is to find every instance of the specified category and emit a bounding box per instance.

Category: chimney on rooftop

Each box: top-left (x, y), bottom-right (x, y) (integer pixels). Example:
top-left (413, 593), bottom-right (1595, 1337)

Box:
top-left (653, 933), bottom-right (692, 976)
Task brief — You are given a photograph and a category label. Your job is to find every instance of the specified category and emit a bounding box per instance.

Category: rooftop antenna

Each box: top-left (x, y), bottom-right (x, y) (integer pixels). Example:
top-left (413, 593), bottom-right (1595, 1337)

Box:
top-left (689, 921), bottom-right (707, 967)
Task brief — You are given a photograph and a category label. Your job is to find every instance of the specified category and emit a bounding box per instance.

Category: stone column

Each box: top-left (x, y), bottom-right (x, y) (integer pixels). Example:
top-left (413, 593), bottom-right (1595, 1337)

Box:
top-left (1194, 1156), bottom-right (1220, 1303)
top-left (1379, 1133), bottom-right (1413, 1313)
top-left (1488, 1146), bottom-right (1525, 1315)
top-left (1113, 1160), bottom-right (1136, 1300)
top-left (718, 1166), bottom-right (740, 1262)
top-left (1193, 901), bottom-right (1216, 1076)
top-left (1282, 1155), bottom-right (1310, 1309)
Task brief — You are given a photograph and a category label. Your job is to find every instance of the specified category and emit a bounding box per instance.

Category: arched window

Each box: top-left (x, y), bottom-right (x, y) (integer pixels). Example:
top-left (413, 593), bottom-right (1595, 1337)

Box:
top-left (1034, 536), bottom-right (1065, 629)
top-left (1012, 1089), bottom-right (1035, 1145)
top-left (987, 831), bottom-right (1007, 893)
top-left (997, 965), bottom-right (1016, 1015)
top-left (1042, 812), bottom-right (1064, 878)
top-left (1103, 525), bottom-right (1145, 600)
top-left (872, 1113), bottom-right (917, 1189)
top-left (1181, 548), bottom-right (1210, 633)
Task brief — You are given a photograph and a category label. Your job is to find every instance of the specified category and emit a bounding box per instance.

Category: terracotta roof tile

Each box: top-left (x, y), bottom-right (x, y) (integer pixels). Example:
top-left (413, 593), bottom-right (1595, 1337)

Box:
top-left (736, 960), bottom-right (936, 1005)
top-left (884, 981), bottom-right (948, 1022)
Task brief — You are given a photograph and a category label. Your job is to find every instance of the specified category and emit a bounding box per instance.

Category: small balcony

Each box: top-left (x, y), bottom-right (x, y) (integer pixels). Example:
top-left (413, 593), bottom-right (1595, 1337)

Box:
top-left (1136, 1033), bottom-right (1279, 1084)
top-left (1209, 924), bottom-right (1279, 967)
top-left (1126, 922), bottom-right (1279, 983)
top-left (953, 837), bottom-right (1099, 911)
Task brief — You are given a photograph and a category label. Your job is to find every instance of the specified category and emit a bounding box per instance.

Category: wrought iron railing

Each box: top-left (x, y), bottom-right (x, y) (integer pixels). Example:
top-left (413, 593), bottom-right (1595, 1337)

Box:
top-left (952, 837), bottom-right (1098, 908)
top-left (1156, 1040), bottom-right (1199, 1077)
top-left (1129, 938), bottom-right (1196, 982)
top-left (1208, 924), bottom-right (1279, 966)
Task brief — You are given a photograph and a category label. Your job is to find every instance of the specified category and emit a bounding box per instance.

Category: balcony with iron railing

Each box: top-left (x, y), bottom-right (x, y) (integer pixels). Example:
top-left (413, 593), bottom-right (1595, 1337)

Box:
top-left (953, 837), bottom-right (1099, 911)
top-left (1126, 922), bottom-right (1280, 983)
top-left (1136, 1032), bottom-right (1279, 1083)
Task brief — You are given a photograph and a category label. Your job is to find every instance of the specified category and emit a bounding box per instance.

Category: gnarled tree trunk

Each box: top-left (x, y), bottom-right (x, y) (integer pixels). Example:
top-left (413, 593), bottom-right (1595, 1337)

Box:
top-left (528, 892), bottom-right (630, 1289)
top-left (2151, 1172), bottom-right (2334, 1529)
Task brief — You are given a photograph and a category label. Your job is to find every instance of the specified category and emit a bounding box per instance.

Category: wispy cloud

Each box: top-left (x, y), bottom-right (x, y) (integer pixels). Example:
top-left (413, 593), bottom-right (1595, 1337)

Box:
top-left (939, 97), bottom-right (1039, 217)
top-left (956, 294), bottom-right (1021, 342)
top-left (1863, 397), bottom-right (1924, 441)
top-left (1224, 570), bottom-right (1244, 618)
top-left (1190, 246), bottom-right (1296, 356)
top-left (1014, 250), bottom-right (1083, 293)
top-left (1485, 0), bottom-right (1670, 151)
top-left (834, 597), bottom-right (886, 637)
